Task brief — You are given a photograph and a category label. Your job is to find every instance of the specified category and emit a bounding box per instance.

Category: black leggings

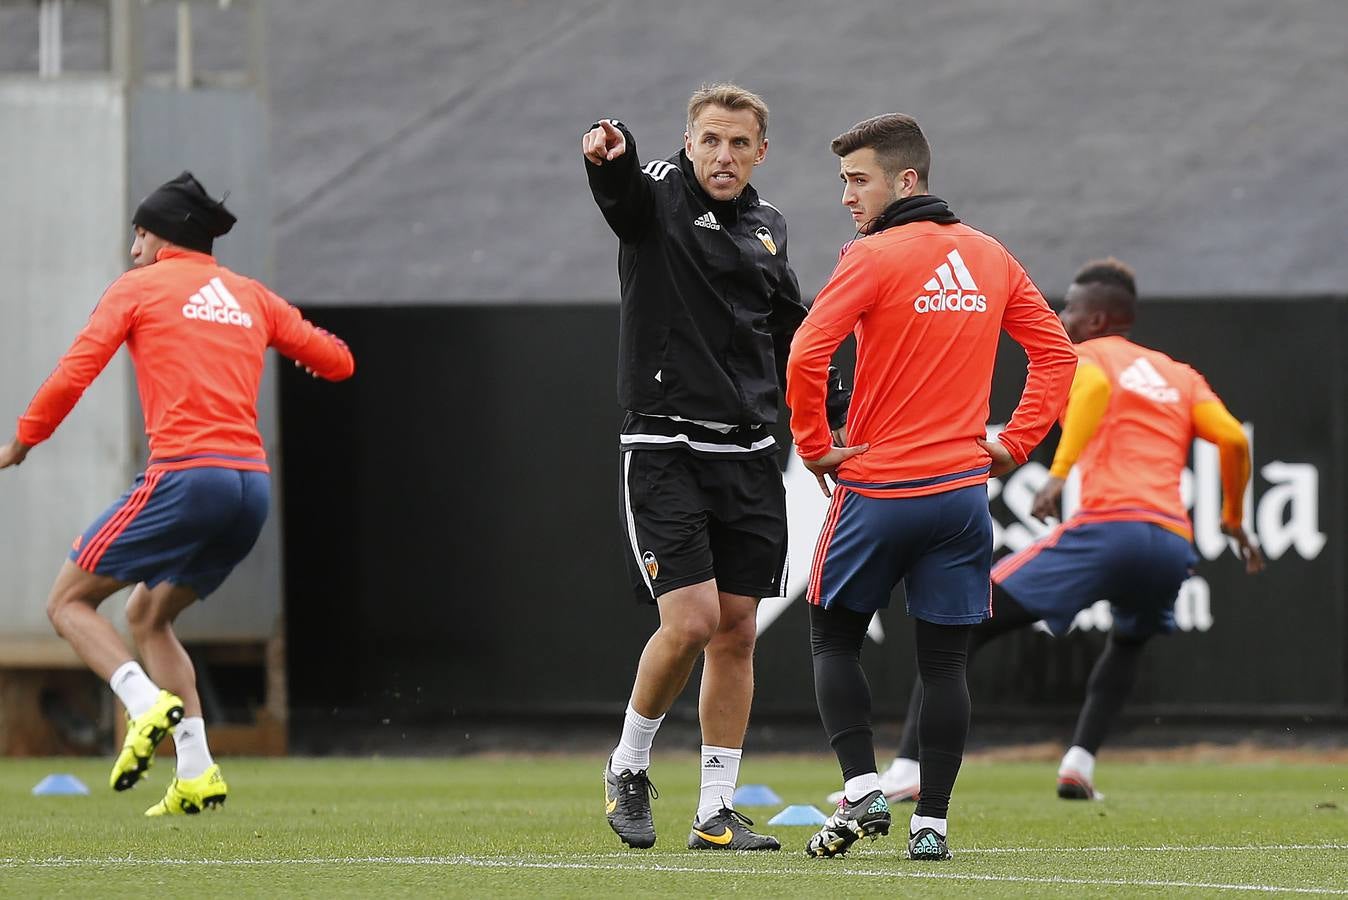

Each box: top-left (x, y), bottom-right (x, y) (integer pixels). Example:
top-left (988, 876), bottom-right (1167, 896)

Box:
top-left (910, 618), bottom-right (973, 819)
top-left (811, 603), bottom-right (973, 819)
top-left (810, 603), bottom-right (876, 782)
top-left (897, 585), bottom-right (1036, 760)
top-left (1072, 631), bottom-right (1150, 753)
top-left (896, 585), bottom-right (1152, 760)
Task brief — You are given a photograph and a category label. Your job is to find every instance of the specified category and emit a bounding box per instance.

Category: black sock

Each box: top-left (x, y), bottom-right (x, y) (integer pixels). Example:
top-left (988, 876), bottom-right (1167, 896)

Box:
top-left (1071, 632), bottom-right (1150, 754)
top-left (913, 618), bottom-right (974, 820)
top-left (896, 585), bottom-right (1035, 762)
top-left (810, 603), bottom-right (877, 782)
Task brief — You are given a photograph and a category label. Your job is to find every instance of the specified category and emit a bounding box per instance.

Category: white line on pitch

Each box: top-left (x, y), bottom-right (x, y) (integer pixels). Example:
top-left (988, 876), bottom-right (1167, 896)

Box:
top-left (572, 842), bottom-right (1348, 858)
top-left (2, 855), bottom-right (1346, 895)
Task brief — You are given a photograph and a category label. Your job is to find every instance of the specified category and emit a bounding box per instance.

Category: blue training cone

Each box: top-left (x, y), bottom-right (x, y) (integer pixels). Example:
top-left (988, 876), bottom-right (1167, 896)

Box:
top-left (768, 804), bottom-right (829, 826)
top-left (32, 774), bottom-right (90, 796)
top-left (733, 783), bottom-right (783, 806)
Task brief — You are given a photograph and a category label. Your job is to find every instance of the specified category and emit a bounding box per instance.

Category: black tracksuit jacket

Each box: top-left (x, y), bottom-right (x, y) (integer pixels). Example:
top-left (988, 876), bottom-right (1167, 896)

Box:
top-left (586, 121), bottom-right (843, 454)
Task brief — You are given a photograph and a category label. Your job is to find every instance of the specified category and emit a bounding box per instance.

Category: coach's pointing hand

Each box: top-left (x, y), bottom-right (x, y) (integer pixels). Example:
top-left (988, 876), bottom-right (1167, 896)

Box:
top-left (583, 119), bottom-right (627, 165)
top-left (803, 443), bottom-right (869, 498)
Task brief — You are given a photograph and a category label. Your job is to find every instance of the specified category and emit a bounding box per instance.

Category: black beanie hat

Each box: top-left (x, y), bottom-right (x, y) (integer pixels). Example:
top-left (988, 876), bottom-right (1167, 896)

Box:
top-left (132, 171), bottom-right (237, 255)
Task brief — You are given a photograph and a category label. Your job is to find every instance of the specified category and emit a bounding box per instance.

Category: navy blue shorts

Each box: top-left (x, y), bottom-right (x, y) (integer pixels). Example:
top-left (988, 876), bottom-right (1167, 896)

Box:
top-left (71, 466), bottom-right (270, 599)
top-left (992, 519), bottom-right (1197, 638)
top-left (807, 484), bottom-right (993, 624)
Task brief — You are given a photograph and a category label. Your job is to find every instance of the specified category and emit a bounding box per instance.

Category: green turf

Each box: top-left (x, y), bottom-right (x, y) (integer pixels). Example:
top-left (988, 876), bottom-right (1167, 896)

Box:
top-left (0, 755), bottom-right (1344, 897)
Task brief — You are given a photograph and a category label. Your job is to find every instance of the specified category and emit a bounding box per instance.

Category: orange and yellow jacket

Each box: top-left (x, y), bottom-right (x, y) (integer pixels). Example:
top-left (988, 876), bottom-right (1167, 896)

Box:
top-left (1049, 334), bottom-right (1249, 540)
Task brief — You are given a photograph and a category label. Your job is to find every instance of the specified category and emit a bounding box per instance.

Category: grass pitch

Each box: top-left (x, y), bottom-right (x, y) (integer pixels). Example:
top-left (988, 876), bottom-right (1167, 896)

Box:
top-left (1, 754), bottom-right (1344, 897)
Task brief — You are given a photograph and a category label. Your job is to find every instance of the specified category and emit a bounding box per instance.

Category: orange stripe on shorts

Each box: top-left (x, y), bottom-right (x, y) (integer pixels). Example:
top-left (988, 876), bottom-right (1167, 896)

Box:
top-left (807, 487), bottom-right (849, 605)
top-left (76, 470), bottom-right (163, 572)
top-left (990, 519), bottom-right (1080, 584)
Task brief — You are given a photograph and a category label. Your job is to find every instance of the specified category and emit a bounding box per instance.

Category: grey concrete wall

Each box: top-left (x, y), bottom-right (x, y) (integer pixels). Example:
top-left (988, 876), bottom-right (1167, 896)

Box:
top-left (0, 79), bottom-right (135, 651)
top-left (261, 0), bottom-right (1348, 304)
top-left (4, 2), bottom-right (1344, 303)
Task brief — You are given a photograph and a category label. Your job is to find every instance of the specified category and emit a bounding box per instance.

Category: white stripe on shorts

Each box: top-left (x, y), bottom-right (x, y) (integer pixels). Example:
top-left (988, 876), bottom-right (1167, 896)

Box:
top-left (621, 450), bottom-right (655, 598)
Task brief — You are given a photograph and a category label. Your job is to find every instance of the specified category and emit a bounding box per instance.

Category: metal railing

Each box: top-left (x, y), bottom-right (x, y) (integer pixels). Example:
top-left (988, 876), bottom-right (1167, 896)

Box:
top-left (6, 0), bottom-right (265, 90)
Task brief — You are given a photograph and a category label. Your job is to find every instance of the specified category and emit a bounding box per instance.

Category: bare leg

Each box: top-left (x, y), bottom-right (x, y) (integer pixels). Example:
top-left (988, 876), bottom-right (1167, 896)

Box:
top-left (125, 581), bottom-right (202, 717)
top-left (698, 591), bottom-right (758, 748)
top-left (628, 579), bottom-right (721, 718)
top-left (45, 560), bottom-right (133, 680)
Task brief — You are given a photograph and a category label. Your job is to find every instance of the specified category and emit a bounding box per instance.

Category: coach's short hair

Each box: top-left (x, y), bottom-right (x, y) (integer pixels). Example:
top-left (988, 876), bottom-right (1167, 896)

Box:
top-left (831, 114), bottom-right (931, 186)
top-left (687, 83), bottom-right (769, 140)
top-left (1073, 257), bottom-right (1138, 324)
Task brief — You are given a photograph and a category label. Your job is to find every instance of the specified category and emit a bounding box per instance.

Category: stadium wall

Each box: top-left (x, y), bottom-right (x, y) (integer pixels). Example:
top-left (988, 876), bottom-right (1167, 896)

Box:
top-left (279, 298), bottom-right (1346, 742)
top-left (0, 79), bottom-right (137, 661)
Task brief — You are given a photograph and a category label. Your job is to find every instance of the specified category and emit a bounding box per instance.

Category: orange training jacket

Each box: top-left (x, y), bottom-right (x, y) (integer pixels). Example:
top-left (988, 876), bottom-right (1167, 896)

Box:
top-left (18, 247), bottom-right (354, 471)
top-left (788, 220), bottom-right (1076, 498)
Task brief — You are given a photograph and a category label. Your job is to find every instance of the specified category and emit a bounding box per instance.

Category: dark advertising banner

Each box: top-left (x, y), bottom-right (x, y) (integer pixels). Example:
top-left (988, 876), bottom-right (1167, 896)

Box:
top-left (280, 300), bottom-right (1345, 731)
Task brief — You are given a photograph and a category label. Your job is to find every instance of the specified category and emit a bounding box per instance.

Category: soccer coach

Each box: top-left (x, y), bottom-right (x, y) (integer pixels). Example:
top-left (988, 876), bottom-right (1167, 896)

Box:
top-left (583, 83), bottom-right (845, 851)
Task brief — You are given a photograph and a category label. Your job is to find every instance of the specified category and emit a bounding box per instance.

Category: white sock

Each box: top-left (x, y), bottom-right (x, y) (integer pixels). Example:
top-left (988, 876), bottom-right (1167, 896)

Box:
top-left (911, 813), bottom-right (947, 837)
top-left (844, 771), bottom-right (881, 802)
top-left (1060, 745), bottom-right (1096, 781)
top-left (109, 661), bottom-right (160, 719)
top-left (697, 745), bottom-right (742, 823)
top-left (610, 704), bottom-right (664, 775)
top-left (173, 717), bottom-right (214, 780)
top-left (882, 757), bottom-right (920, 787)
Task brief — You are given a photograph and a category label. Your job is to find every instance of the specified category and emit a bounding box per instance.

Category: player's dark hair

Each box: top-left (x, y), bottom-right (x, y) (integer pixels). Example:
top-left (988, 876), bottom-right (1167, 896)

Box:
top-left (1073, 257), bottom-right (1137, 298)
top-left (831, 114), bottom-right (931, 187)
top-left (1073, 257), bottom-right (1137, 325)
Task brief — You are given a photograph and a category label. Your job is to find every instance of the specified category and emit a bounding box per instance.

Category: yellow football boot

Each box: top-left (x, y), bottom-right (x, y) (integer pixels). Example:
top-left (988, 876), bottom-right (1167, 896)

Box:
top-left (110, 689), bottom-right (185, 791)
top-left (144, 764), bottom-right (228, 816)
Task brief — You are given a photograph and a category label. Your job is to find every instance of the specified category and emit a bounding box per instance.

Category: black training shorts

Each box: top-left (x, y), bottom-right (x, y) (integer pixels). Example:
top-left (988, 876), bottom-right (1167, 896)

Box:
top-left (618, 448), bottom-right (788, 604)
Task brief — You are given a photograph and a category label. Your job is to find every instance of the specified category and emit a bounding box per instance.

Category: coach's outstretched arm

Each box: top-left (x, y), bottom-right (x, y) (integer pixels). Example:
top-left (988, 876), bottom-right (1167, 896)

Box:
top-left (583, 119), bottom-right (655, 242)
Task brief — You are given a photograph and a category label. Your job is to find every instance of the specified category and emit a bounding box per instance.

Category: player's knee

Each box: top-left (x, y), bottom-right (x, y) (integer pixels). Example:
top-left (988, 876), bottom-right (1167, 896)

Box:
top-left (661, 611), bottom-right (719, 654)
top-left (45, 590), bottom-right (86, 637)
top-left (709, 612), bottom-right (757, 657)
top-left (124, 592), bottom-right (166, 636)
top-left (124, 595), bottom-right (149, 634)
top-left (677, 620), bottom-right (719, 653)
top-left (45, 594), bottom-right (68, 635)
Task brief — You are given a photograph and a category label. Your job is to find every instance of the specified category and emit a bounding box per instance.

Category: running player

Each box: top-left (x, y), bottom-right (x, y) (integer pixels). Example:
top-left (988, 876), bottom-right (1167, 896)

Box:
top-left (788, 114), bottom-right (1076, 860)
top-left (876, 257), bottom-right (1264, 804)
top-left (0, 172), bottom-right (355, 815)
